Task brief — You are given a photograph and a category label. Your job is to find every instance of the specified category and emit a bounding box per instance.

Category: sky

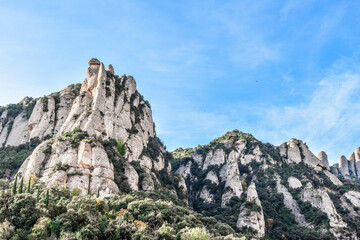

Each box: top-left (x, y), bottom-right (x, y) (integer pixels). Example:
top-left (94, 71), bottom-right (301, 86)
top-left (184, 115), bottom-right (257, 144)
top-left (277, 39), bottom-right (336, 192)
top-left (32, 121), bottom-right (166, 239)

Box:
top-left (1, 0), bottom-right (360, 164)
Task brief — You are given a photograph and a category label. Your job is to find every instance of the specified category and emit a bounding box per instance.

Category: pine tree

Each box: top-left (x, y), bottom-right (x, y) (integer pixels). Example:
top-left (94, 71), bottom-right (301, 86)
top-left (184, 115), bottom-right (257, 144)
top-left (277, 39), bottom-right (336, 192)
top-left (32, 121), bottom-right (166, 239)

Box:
top-left (26, 177), bottom-right (31, 193)
top-left (36, 189), bottom-right (40, 201)
top-left (12, 175), bottom-right (18, 195)
top-left (18, 177), bottom-right (24, 194)
top-left (45, 189), bottom-right (49, 208)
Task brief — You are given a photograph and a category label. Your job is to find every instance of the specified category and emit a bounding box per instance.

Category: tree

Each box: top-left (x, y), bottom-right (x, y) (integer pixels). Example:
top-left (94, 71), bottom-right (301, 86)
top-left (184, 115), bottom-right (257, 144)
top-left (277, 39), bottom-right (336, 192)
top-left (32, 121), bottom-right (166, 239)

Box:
top-left (18, 177), bottom-right (24, 194)
top-left (26, 177), bottom-right (31, 193)
top-left (36, 188), bottom-right (40, 201)
top-left (45, 189), bottom-right (49, 208)
top-left (12, 175), bottom-right (18, 195)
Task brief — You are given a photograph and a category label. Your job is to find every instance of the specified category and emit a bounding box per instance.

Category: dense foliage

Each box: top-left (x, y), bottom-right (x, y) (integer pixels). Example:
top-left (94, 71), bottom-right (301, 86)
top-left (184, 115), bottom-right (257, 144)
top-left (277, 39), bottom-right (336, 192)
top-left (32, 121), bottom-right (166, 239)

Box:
top-left (0, 137), bottom-right (45, 179)
top-left (0, 182), bottom-right (245, 240)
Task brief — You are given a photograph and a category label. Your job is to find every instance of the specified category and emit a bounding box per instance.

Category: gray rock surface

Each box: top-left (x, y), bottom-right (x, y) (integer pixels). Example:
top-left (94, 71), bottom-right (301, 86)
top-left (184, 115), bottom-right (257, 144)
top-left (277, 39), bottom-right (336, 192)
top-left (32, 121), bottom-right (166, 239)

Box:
top-left (302, 183), bottom-right (349, 238)
top-left (276, 176), bottom-right (310, 227)
top-left (317, 151), bottom-right (329, 169)
top-left (236, 182), bottom-right (265, 238)
top-left (5, 111), bottom-right (29, 146)
top-left (15, 59), bottom-right (168, 197)
top-left (288, 176), bottom-right (302, 189)
top-left (339, 156), bottom-right (350, 180)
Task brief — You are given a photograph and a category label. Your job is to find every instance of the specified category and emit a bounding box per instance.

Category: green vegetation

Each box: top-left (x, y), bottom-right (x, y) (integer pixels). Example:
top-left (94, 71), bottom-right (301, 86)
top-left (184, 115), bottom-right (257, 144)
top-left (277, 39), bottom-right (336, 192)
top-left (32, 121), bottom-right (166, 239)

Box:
top-left (141, 137), bottom-right (166, 160)
top-left (100, 139), bottom-right (132, 193)
top-left (116, 139), bottom-right (126, 156)
top-left (41, 97), bottom-right (48, 112)
top-left (18, 177), bottom-right (24, 194)
top-left (11, 175), bottom-right (18, 195)
top-left (53, 163), bottom-right (70, 172)
top-left (25, 99), bottom-right (37, 118)
top-left (0, 137), bottom-right (44, 178)
top-left (0, 183), bottom-right (243, 239)
top-left (171, 130), bottom-right (341, 239)
top-left (60, 128), bottom-right (89, 147)
top-left (72, 114), bottom-right (79, 120)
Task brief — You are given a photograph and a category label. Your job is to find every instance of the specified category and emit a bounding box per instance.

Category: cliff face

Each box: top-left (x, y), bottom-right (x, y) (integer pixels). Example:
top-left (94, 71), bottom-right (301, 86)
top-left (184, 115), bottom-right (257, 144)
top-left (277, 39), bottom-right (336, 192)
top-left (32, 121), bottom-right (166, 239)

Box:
top-left (330, 148), bottom-right (360, 182)
top-left (3, 59), bottom-right (174, 198)
top-left (2, 59), bottom-right (360, 239)
top-left (172, 130), bottom-right (360, 239)
top-left (0, 84), bottom-right (81, 147)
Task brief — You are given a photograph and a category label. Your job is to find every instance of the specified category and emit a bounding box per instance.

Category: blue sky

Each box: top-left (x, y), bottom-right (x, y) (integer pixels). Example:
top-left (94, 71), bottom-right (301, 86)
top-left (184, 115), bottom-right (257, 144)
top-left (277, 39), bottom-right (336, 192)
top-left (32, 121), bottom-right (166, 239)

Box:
top-left (1, 0), bottom-right (360, 164)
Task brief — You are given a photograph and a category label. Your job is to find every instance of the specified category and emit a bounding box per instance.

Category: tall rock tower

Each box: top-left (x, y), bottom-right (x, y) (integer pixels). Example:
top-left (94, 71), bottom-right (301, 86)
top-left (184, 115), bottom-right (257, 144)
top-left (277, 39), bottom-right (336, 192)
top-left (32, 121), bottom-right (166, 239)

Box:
top-left (16, 59), bottom-right (173, 198)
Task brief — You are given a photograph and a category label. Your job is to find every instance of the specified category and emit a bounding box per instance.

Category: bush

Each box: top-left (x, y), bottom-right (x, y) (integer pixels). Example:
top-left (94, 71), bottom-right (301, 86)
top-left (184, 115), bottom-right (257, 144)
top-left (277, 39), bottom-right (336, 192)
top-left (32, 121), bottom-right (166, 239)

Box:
top-left (116, 139), bottom-right (126, 156)
top-left (181, 227), bottom-right (209, 240)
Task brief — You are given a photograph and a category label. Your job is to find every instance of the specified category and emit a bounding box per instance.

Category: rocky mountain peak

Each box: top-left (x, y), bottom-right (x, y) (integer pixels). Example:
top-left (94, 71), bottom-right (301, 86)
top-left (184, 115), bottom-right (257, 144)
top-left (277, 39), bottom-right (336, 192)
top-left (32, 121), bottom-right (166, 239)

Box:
top-left (0, 59), bottom-right (175, 199)
top-left (317, 151), bottom-right (329, 168)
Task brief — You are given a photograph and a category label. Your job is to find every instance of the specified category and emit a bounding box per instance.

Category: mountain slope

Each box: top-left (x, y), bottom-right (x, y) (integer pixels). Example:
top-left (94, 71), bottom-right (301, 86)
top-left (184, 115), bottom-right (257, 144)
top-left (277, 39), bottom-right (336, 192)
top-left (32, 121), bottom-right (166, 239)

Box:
top-left (1, 59), bottom-right (360, 239)
top-left (0, 59), bottom-right (178, 199)
top-left (172, 130), bottom-right (360, 239)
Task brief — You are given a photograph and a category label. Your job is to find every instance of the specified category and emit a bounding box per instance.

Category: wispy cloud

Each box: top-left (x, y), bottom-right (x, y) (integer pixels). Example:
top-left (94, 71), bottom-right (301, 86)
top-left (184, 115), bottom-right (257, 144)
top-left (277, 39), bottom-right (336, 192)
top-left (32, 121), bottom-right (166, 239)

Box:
top-left (252, 72), bottom-right (360, 164)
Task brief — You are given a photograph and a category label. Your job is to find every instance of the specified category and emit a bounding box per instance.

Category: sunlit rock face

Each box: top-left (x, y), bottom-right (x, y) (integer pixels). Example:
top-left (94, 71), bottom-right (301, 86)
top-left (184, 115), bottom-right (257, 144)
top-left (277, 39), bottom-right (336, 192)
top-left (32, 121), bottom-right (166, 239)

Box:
top-left (331, 147), bottom-right (360, 182)
top-left (172, 130), bottom-right (360, 239)
top-left (14, 59), bottom-right (172, 198)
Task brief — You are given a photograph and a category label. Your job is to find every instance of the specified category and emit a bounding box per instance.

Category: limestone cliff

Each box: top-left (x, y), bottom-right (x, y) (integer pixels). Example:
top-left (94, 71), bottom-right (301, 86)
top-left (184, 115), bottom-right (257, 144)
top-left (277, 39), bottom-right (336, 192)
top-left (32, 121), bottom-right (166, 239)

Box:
top-left (172, 130), bottom-right (360, 239)
top-left (4, 59), bottom-right (175, 198)
top-left (330, 147), bottom-right (360, 183)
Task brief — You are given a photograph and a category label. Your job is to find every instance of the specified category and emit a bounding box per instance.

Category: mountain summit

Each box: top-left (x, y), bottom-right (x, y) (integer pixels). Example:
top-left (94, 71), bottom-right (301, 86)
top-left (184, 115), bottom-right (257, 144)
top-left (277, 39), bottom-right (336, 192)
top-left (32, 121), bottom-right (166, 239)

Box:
top-left (1, 59), bottom-right (175, 198)
top-left (172, 130), bottom-right (360, 239)
top-left (0, 61), bottom-right (360, 239)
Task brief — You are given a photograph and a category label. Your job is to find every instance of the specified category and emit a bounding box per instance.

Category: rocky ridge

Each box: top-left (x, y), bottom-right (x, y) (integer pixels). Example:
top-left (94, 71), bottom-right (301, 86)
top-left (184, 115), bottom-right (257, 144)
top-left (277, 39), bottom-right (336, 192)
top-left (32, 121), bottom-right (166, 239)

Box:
top-left (172, 130), bottom-right (360, 239)
top-left (329, 148), bottom-right (360, 183)
top-left (1, 59), bottom-right (175, 198)
top-left (1, 60), bottom-right (360, 239)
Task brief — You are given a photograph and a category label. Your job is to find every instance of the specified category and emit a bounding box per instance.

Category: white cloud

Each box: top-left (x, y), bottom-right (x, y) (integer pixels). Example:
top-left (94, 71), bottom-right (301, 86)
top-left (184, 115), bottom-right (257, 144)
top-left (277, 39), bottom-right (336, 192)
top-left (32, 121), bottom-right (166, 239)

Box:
top-left (254, 72), bottom-right (360, 164)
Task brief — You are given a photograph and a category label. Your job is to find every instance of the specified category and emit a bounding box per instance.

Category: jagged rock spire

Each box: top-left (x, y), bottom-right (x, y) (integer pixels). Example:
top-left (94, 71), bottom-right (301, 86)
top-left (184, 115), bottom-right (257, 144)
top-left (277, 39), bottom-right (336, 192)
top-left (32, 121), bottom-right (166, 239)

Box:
top-left (16, 59), bottom-right (169, 198)
top-left (339, 155), bottom-right (350, 179)
top-left (317, 151), bottom-right (329, 168)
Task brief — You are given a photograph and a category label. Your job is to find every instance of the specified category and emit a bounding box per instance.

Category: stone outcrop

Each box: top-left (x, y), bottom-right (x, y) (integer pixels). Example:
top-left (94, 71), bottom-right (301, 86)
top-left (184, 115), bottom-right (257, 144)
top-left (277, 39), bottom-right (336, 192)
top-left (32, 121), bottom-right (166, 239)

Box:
top-left (13, 59), bottom-right (170, 197)
top-left (18, 138), bottom-right (119, 198)
top-left (172, 130), bottom-right (360, 239)
top-left (236, 182), bottom-right (265, 238)
top-left (302, 183), bottom-right (350, 238)
top-left (288, 176), bottom-right (302, 189)
top-left (344, 191), bottom-right (360, 208)
top-left (276, 176), bottom-right (310, 227)
top-left (5, 111), bottom-right (29, 146)
top-left (317, 151), bottom-right (329, 168)
top-left (323, 170), bottom-right (343, 186)
top-left (0, 84), bottom-right (81, 147)
top-left (331, 147), bottom-right (360, 182)
top-left (280, 138), bottom-right (327, 170)
top-left (339, 156), bottom-right (350, 179)
top-left (355, 148), bottom-right (360, 177)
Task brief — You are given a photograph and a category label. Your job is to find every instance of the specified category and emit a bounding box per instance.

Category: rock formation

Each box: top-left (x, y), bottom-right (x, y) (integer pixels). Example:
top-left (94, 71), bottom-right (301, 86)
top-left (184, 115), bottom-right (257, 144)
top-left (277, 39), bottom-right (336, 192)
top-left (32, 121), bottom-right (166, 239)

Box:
top-left (317, 151), bottom-right (329, 168)
top-left (236, 182), bottom-right (265, 238)
top-left (11, 59), bottom-right (174, 198)
top-left (331, 147), bottom-right (360, 182)
top-left (2, 60), bottom-right (360, 239)
top-left (172, 130), bottom-right (360, 239)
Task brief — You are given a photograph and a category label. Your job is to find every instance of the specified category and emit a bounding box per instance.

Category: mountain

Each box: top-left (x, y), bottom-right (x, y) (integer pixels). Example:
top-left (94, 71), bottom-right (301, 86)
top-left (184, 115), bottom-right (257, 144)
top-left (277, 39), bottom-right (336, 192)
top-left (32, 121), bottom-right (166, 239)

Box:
top-left (0, 59), bottom-right (360, 239)
top-left (329, 148), bottom-right (360, 183)
top-left (1, 58), bottom-right (179, 199)
top-left (172, 130), bottom-right (360, 239)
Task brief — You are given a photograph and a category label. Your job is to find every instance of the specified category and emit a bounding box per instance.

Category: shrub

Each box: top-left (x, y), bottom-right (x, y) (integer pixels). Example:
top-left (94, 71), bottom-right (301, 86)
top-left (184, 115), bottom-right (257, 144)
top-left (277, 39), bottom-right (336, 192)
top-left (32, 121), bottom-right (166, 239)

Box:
top-left (181, 227), bottom-right (209, 240)
top-left (158, 224), bottom-right (176, 239)
top-left (116, 139), bottom-right (126, 156)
